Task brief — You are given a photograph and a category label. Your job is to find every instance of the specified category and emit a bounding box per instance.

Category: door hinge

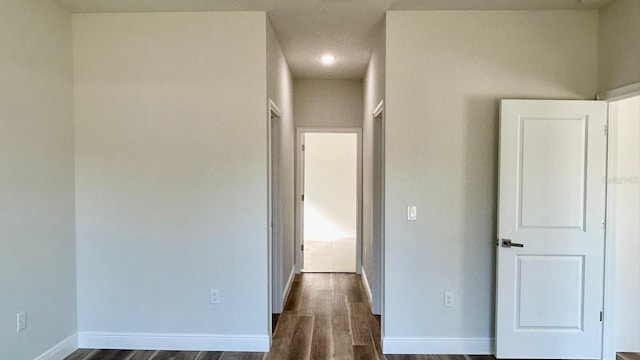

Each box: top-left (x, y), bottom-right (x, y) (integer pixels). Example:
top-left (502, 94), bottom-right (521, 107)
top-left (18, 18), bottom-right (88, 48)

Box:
top-left (301, 194), bottom-right (304, 201)
top-left (301, 244), bottom-right (304, 251)
top-left (604, 124), bottom-right (608, 136)
top-left (600, 311), bottom-right (603, 322)
top-left (302, 144), bottom-right (305, 151)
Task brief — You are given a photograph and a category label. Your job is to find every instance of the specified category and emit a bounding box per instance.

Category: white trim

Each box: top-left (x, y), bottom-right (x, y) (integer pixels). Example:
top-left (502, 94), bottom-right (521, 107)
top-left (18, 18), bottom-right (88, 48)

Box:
top-left (267, 98), bottom-right (284, 336)
top-left (361, 268), bottom-right (374, 309)
top-left (373, 100), bottom-right (385, 320)
top-left (602, 95), bottom-right (640, 359)
top-left (382, 337), bottom-right (494, 355)
top-left (295, 130), bottom-right (305, 273)
top-left (269, 99), bottom-right (282, 118)
top-left (77, 332), bottom-right (269, 352)
top-left (602, 100), bottom-right (618, 360)
top-left (374, 100), bottom-right (384, 118)
top-left (598, 82), bottom-right (640, 101)
top-left (295, 127), bottom-right (363, 274)
top-left (282, 265), bottom-right (295, 305)
top-left (34, 334), bottom-right (78, 360)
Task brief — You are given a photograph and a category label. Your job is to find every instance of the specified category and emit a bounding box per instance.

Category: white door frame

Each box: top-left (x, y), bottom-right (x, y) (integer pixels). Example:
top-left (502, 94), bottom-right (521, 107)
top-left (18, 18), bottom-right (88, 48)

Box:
top-left (267, 99), bottom-right (283, 339)
top-left (295, 127), bottom-right (363, 274)
top-left (372, 100), bottom-right (385, 317)
top-left (373, 101), bottom-right (386, 338)
top-left (598, 82), bottom-right (640, 360)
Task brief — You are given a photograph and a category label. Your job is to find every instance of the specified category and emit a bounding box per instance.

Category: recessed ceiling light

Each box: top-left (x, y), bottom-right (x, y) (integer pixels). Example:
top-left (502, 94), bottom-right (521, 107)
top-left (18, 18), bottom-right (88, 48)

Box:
top-left (320, 55), bottom-right (336, 65)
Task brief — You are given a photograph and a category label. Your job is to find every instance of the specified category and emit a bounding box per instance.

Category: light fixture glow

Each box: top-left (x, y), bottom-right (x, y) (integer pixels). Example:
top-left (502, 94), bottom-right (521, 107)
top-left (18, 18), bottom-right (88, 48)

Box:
top-left (320, 54), bottom-right (337, 65)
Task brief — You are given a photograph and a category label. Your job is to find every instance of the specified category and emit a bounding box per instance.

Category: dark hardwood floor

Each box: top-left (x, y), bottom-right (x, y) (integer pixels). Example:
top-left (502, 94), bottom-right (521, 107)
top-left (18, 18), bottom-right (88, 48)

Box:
top-left (64, 349), bottom-right (263, 360)
top-left (65, 273), bottom-right (640, 360)
top-left (269, 273), bottom-right (380, 359)
top-left (619, 353), bottom-right (640, 360)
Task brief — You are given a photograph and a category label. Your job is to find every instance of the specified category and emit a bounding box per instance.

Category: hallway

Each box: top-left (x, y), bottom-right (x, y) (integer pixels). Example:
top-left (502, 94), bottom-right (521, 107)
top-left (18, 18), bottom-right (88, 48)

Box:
top-left (269, 273), bottom-right (380, 359)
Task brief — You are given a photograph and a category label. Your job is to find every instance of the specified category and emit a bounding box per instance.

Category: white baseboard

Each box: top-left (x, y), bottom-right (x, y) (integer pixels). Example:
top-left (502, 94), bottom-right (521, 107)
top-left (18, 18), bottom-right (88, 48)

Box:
top-left (35, 334), bottom-right (78, 360)
top-left (361, 268), bottom-right (374, 309)
top-left (77, 332), bottom-right (269, 352)
top-left (383, 337), bottom-right (494, 355)
top-left (282, 265), bottom-right (296, 304)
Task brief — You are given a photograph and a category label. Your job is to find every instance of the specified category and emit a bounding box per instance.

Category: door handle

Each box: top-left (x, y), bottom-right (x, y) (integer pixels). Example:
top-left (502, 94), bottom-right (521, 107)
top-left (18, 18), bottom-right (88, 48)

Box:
top-left (501, 239), bottom-right (524, 248)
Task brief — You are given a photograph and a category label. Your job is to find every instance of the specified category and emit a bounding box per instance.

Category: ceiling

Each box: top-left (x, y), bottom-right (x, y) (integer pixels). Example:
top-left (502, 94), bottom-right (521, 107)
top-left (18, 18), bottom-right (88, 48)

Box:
top-left (54, 0), bottom-right (614, 79)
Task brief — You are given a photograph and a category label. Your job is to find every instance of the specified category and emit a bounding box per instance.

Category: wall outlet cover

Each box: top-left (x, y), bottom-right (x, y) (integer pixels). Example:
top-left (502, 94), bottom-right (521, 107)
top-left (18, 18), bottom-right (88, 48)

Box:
top-left (444, 292), bottom-right (454, 307)
top-left (210, 289), bottom-right (220, 305)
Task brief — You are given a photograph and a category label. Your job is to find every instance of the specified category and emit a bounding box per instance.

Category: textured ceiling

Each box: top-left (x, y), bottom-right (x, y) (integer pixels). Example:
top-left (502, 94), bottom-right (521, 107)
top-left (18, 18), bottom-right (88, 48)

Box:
top-left (54, 0), bottom-right (614, 79)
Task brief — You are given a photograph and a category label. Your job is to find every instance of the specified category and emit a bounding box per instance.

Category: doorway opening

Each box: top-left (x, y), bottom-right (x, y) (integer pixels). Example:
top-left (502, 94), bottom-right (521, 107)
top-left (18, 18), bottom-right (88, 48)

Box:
top-left (268, 100), bottom-right (285, 320)
top-left (606, 94), bottom-right (640, 355)
top-left (296, 128), bottom-right (362, 274)
top-left (370, 101), bottom-right (384, 316)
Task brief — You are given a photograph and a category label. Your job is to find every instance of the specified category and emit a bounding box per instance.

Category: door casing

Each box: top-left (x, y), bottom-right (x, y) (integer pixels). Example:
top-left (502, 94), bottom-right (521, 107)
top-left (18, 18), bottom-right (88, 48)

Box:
top-left (267, 99), bottom-right (283, 340)
top-left (598, 83), bottom-right (640, 360)
top-left (372, 100), bottom-right (385, 317)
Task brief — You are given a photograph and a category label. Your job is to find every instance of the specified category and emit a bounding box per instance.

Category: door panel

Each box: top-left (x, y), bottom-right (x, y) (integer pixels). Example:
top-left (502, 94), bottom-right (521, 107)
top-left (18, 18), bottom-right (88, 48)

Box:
top-left (516, 255), bottom-right (584, 330)
top-left (496, 100), bottom-right (607, 359)
top-left (519, 117), bottom-right (587, 229)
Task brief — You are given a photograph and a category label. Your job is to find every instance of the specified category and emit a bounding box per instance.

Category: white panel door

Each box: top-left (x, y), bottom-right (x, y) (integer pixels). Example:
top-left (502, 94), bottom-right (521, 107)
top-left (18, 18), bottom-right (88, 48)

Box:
top-left (496, 100), bottom-right (607, 359)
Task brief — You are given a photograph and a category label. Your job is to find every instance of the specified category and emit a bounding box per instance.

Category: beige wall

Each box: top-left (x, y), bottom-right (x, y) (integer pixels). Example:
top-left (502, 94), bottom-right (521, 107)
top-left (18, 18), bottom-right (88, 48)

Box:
top-left (294, 79), bottom-right (363, 128)
top-left (73, 12), bottom-right (270, 348)
top-left (267, 18), bottom-right (295, 313)
top-left (362, 18), bottom-right (386, 315)
top-left (598, 0), bottom-right (640, 92)
top-left (0, 1), bottom-right (76, 359)
top-left (384, 10), bottom-right (598, 351)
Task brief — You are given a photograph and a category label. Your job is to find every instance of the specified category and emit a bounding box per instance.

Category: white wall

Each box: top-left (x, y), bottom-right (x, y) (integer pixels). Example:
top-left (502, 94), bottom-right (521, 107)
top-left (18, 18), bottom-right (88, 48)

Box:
top-left (610, 96), bottom-right (640, 352)
top-left (73, 12), bottom-right (270, 350)
top-left (304, 133), bottom-right (358, 241)
top-left (384, 11), bottom-right (598, 353)
top-left (294, 80), bottom-right (363, 128)
top-left (0, 1), bottom-right (77, 359)
top-left (598, 0), bottom-right (640, 92)
top-left (363, 18), bottom-right (386, 315)
top-left (267, 17), bottom-right (295, 312)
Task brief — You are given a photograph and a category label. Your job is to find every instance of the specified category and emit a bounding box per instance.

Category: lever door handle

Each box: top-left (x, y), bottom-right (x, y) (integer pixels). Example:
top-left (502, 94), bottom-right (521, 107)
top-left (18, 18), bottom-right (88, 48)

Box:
top-left (501, 239), bottom-right (524, 248)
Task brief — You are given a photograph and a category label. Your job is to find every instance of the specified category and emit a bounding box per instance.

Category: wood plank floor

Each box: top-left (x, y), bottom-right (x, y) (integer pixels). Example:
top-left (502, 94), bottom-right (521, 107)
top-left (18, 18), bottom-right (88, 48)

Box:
top-left (64, 349), bottom-right (263, 360)
top-left (618, 353), bottom-right (640, 360)
top-left (65, 273), bottom-right (640, 360)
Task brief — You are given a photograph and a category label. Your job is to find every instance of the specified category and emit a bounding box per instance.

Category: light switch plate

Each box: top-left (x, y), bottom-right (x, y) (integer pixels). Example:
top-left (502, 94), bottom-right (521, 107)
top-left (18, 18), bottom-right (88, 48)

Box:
top-left (17, 311), bottom-right (26, 332)
top-left (407, 206), bottom-right (417, 221)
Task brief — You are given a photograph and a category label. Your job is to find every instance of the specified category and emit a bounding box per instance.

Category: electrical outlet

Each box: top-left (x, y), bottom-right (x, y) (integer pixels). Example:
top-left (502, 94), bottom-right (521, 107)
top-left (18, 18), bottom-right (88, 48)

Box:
top-left (444, 292), bottom-right (454, 307)
top-left (210, 289), bottom-right (220, 305)
top-left (17, 311), bottom-right (26, 332)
